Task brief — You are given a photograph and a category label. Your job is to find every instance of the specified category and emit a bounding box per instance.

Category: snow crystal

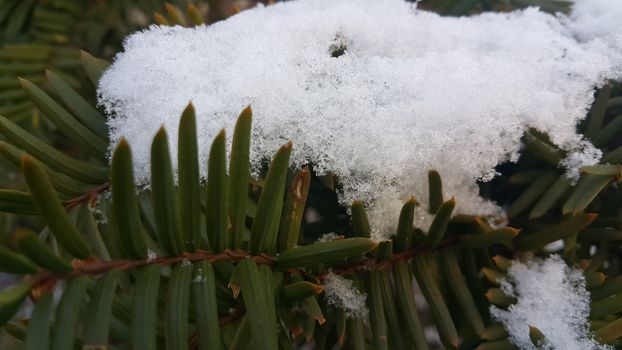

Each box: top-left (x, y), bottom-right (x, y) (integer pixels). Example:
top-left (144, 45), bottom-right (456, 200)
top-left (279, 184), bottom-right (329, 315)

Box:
top-left (98, 0), bottom-right (622, 240)
top-left (88, 196), bottom-right (108, 225)
top-left (146, 249), bottom-right (157, 262)
top-left (315, 232), bottom-right (341, 243)
top-left (565, 0), bottom-right (622, 62)
top-left (323, 272), bottom-right (368, 319)
top-left (490, 255), bottom-right (610, 350)
top-left (180, 257), bottom-right (192, 267)
top-left (193, 267), bottom-right (206, 283)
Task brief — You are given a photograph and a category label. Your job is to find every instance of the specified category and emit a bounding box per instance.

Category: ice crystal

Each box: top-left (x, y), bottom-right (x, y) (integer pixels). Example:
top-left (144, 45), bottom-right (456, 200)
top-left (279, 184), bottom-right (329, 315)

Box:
top-left (323, 272), bottom-right (368, 319)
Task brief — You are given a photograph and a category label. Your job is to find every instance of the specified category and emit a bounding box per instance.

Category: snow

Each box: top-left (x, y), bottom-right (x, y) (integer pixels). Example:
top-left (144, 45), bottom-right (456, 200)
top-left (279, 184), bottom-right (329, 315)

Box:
top-left (193, 267), bottom-right (206, 283)
top-left (146, 249), bottom-right (157, 262)
top-left (323, 272), bottom-right (368, 319)
top-left (89, 196), bottom-right (108, 225)
top-left (98, 0), bottom-right (622, 240)
top-left (315, 232), bottom-right (341, 243)
top-left (180, 257), bottom-right (192, 267)
top-left (565, 0), bottom-right (622, 55)
top-left (490, 255), bottom-right (610, 350)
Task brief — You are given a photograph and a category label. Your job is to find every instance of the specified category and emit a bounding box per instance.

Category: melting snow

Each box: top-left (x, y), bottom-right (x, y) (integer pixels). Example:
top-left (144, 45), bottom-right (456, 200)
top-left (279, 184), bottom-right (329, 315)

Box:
top-left (98, 0), bottom-right (622, 240)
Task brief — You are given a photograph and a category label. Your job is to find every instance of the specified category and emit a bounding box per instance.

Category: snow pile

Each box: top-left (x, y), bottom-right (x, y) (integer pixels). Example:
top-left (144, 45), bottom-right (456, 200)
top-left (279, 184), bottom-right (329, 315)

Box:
top-left (566, 0), bottom-right (622, 51)
top-left (491, 255), bottom-right (609, 350)
top-left (323, 272), bottom-right (368, 319)
top-left (98, 0), bottom-right (622, 240)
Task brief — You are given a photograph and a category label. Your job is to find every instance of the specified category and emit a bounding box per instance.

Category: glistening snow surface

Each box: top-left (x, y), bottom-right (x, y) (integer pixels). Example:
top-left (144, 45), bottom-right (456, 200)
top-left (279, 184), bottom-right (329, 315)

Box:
top-left (491, 255), bottom-right (610, 350)
top-left (98, 0), bottom-right (622, 240)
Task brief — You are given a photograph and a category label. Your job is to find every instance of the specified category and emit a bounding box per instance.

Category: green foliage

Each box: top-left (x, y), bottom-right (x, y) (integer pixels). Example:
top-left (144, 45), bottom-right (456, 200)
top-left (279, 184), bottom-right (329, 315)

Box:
top-left (0, 0), bottom-right (235, 161)
top-left (0, 1), bottom-right (619, 349)
top-left (0, 58), bottom-right (618, 348)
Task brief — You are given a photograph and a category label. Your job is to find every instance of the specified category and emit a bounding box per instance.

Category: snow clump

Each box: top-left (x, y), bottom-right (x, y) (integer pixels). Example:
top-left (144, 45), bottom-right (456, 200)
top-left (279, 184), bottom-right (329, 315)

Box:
top-left (323, 272), bottom-right (368, 319)
top-left (491, 255), bottom-right (610, 350)
top-left (98, 0), bottom-right (622, 240)
top-left (315, 232), bottom-right (341, 243)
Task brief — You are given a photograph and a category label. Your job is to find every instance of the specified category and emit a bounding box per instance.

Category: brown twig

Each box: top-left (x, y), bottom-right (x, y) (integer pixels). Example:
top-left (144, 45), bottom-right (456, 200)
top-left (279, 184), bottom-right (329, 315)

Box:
top-left (311, 237), bottom-right (460, 280)
top-left (27, 237), bottom-right (453, 328)
top-left (30, 249), bottom-right (274, 301)
top-left (66, 249), bottom-right (274, 279)
top-left (63, 182), bottom-right (111, 210)
top-left (30, 243), bottom-right (436, 292)
top-left (29, 249), bottom-right (272, 329)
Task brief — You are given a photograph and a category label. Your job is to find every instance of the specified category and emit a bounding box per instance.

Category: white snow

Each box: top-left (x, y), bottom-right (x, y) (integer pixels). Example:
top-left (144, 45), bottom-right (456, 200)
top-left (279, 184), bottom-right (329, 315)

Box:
top-left (89, 196), bottom-right (108, 225)
top-left (180, 257), bottom-right (192, 267)
top-left (146, 249), bottom-right (157, 262)
top-left (565, 0), bottom-right (622, 55)
top-left (323, 272), bottom-right (368, 319)
top-left (315, 232), bottom-right (341, 243)
top-left (491, 255), bottom-right (610, 350)
top-left (98, 0), bottom-right (622, 240)
top-left (193, 267), bottom-right (206, 283)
